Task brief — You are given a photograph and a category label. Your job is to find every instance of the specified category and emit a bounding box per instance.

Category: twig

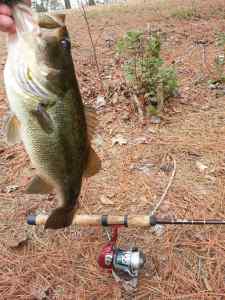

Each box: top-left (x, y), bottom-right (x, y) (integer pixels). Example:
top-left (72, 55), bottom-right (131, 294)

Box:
top-left (202, 275), bottom-right (213, 292)
top-left (132, 94), bottom-right (144, 122)
top-left (150, 153), bottom-right (176, 215)
top-left (80, 2), bottom-right (105, 93)
top-left (174, 44), bottom-right (195, 65)
top-left (201, 44), bottom-right (213, 76)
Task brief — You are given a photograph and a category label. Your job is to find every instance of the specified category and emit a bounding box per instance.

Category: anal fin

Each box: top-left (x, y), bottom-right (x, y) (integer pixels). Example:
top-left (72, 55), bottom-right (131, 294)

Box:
top-left (25, 175), bottom-right (53, 194)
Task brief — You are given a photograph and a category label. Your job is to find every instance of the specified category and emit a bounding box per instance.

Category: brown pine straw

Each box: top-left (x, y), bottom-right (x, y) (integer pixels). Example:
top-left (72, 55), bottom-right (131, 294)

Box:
top-left (1, 0), bottom-right (225, 298)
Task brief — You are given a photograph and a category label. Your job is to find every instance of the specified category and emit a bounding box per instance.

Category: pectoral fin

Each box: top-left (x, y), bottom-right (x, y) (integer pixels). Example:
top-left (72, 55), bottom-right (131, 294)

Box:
top-left (84, 105), bottom-right (98, 141)
top-left (25, 175), bottom-right (53, 194)
top-left (84, 147), bottom-right (101, 177)
top-left (31, 103), bottom-right (54, 134)
top-left (5, 114), bottom-right (21, 145)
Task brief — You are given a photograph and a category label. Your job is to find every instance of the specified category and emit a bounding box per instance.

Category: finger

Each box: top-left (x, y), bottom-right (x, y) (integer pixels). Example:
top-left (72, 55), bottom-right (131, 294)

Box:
top-left (0, 15), bottom-right (15, 33)
top-left (0, 4), bottom-right (13, 16)
top-left (8, 22), bottom-right (16, 33)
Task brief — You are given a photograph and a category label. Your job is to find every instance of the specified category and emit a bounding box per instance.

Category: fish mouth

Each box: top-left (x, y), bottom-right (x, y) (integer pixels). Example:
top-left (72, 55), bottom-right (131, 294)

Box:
top-left (8, 4), bottom-right (67, 97)
top-left (38, 14), bottom-right (66, 29)
top-left (12, 2), bottom-right (40, 37)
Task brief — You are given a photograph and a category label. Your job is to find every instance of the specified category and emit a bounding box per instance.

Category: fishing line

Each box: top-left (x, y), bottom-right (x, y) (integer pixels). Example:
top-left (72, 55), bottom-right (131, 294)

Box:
top-left (150, 153), bottom-right (176, 216)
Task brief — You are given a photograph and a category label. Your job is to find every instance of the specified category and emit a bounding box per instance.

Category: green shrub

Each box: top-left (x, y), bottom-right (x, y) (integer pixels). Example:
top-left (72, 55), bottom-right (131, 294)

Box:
top-left (171, 7), bottom-right (200, 20)
top-left (170, 2), bottom-right (200, 20)
top-left (116, 30), bottom-right (178, 114)
top-left (216, 32), bottom-right (225, 48)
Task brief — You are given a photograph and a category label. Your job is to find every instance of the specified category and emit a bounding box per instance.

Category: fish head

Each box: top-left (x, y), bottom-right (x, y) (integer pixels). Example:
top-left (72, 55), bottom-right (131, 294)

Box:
top-left (36, 14), bottom-right (72, 72)
top-left (26, 14), bottom-right (73, 92)
top-left (8, 5), bottom-right (73, 93)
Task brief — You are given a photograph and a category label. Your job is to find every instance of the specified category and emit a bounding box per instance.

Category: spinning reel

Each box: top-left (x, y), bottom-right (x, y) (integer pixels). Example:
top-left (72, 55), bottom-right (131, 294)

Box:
top-left (98, 226), bottom-right (145, 284)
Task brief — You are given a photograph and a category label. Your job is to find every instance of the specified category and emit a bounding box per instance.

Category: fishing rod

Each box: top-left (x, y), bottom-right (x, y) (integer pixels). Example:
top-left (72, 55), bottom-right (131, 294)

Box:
top-left (25, 153), bottom-right (223, 285)
top-left (27, 213), bottom-right (225, 227)
top-left (26, 154), bottom-right (223, 285)
top-left (27, 213), bottom-right (225, 285)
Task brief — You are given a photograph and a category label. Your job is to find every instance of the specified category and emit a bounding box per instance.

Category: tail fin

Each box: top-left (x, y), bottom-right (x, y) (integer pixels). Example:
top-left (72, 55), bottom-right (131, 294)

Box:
top-left (45, 207), bottom-right (75, 229)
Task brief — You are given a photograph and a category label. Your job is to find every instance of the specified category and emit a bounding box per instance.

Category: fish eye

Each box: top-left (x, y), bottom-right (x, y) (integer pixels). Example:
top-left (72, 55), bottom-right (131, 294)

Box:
top-left (61, 38), bottom-right (71, 50)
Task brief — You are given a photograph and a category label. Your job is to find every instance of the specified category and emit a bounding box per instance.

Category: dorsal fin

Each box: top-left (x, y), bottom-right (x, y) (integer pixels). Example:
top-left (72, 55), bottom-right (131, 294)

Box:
top-left (83, 105), bottom-right (101, 177)
top-left (84, 147), bottom-right (101, 177)
top-left (38, 14), bottom-right (66, 29)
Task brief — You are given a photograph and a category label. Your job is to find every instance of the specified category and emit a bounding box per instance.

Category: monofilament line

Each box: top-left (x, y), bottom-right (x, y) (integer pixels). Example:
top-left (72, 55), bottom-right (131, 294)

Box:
top-left (150, 154), bottom-right (177, 216)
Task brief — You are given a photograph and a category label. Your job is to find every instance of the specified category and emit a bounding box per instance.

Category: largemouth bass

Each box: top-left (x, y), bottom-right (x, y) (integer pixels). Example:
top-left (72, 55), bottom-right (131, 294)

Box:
top-left (4, 3), bottom-right (101, 229)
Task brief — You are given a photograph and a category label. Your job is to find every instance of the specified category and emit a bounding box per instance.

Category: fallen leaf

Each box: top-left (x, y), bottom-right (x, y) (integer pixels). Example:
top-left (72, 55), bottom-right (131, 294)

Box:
top-left (160, 162), bottom-right (174, 173)
top-left (6, 185), bottom-right (19, 193)
top-left (31, 285), bottom-right (53, 300)
top-left (152, 224), bottom-right (165, 236)
top-left (196, 161), bottom-right (208, 173)
top-left (112, 134), bottom-right (128, 146)
top-left (100, 195), bottom-right (114, 205)
top-left (147, 127), bottom-right (157, 134)
top-left (112, 270), bottom-right (138, 290)
top-left (93, 135), bottom-right (104, 148)
top-left (122, 111), bottom-right (130, 122)
top-left (130, 162), bottom-right (155, 175)
top-left (7, 234), bottom-right (29, 250)
top-left (96, 95), bottom-right (106, 109)
top-left (131, 136), bottom-right (149, 145)
top-left (111, 93), bottom-right (119, 105)
top-left (150, 116), bottom-right (161, 124)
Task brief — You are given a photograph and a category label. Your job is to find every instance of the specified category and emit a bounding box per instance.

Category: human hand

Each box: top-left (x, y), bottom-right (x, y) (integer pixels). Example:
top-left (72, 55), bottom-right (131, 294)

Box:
top-left (0, 1), bottom-right (31, 33)
top-left (0, 4), bottom-right (15, 33)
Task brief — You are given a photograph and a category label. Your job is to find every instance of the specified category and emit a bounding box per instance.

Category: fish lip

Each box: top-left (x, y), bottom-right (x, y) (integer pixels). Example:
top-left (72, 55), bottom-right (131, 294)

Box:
top-left (13, 3), bottom-right (40, 36)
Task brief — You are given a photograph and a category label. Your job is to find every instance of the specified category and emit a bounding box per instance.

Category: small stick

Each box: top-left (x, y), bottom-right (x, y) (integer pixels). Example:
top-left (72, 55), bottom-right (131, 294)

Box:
top-left (133, 94), bottom-right (144, 122)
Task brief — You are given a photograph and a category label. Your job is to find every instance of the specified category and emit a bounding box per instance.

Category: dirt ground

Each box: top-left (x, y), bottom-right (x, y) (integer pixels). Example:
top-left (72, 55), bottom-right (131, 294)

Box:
top-left (1, 0), bottom-right (225, 299)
